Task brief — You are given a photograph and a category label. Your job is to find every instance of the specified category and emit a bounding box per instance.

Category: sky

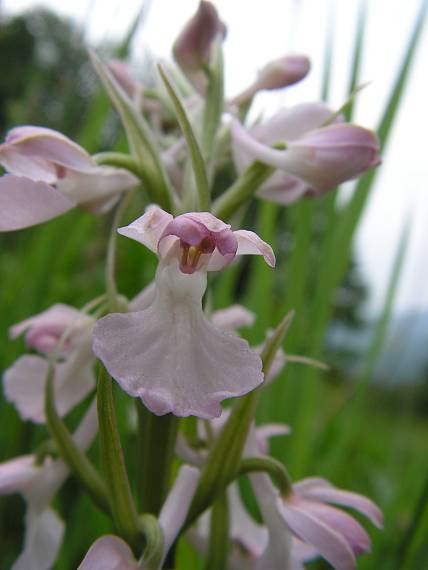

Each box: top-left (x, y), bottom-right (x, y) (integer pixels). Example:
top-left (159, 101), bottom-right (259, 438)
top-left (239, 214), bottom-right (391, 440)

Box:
top-left (2, 0), bottom-right (428, 318)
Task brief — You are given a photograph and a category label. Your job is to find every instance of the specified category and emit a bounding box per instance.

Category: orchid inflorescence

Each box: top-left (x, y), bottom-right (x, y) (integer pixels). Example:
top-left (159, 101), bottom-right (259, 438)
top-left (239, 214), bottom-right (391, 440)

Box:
top-left (0, 2), bottom-right (382, 569)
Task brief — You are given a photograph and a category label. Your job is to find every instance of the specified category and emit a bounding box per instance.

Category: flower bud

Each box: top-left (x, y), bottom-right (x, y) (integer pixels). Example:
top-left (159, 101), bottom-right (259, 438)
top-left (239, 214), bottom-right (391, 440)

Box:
top-left (173, 1), bottom-right (226, 92)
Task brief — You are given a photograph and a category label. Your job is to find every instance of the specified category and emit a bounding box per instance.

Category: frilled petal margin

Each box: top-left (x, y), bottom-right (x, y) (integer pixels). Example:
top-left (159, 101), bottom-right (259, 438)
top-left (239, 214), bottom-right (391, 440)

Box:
top-left (93, 264), bottom-right (264, 418)
top-left (3, 347), bottom-right (95, 424)
top-left (0, 175), bottom-right (74, 231)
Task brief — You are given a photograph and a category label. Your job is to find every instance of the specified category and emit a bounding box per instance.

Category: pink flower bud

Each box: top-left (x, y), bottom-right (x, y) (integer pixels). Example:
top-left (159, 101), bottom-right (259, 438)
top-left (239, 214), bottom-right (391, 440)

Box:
top-left (256, 54), bottom-right (311, 91)
top-left (173, 1), bottom-right (226, 92)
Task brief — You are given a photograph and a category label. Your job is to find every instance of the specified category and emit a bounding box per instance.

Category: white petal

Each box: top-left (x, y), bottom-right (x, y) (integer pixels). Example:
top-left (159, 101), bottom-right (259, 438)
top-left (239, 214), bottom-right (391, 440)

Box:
top-left (210, 304), bottom-right (256, 331)
top-left (77, 535), bottom-right (138, 570)
top-left (93, 264), bottom-right (263, 418)
top-left (234, 230), bottom-right (275, 267)
top-left (3, 340), bottom-right (95, 423)
top-left (118, 205), bottom-right (173, 253)
top-left (12, 507), bottom-right (64, 570)
top-left (228, 483), bottom-right (268, 557)
top-left (0, 455), bottom-right (40, 495)
top-left (159, 465), bottom-right (200, 564)
top-left (0, 175), bottom-right (74, 231)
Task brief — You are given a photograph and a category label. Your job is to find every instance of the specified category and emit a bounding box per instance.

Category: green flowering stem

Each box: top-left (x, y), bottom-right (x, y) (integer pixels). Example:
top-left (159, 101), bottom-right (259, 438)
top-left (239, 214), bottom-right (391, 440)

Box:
top-left (139, 514), bottom-right (164, 570)
top-left (105, 191), bottom-right (133, 313)
top-left (204, 492), bottom-right (229, 570)
top-left (239, 456), bottom-right (293, 497)
top-left (213, 161), bottom-right (274, 221)
top-left (97, 366), bottom-right (141, 549)
top-left (94, 152), bottom-right (143, 179)
top-left (136, 402), bottom-right (179, 515)
top-left (202, 37), bottom-right (224, 160)
top-left (185, 310), bottom-right (295, 527)
top-left (158, 64), bottom-right (211, 212)
top-left (44, 366), bottom-right (110, 514)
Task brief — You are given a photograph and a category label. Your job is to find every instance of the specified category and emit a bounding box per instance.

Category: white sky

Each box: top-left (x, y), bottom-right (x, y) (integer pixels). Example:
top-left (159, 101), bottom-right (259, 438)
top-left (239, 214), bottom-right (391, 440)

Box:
top-left (3, 0), bottom-right (428, 318)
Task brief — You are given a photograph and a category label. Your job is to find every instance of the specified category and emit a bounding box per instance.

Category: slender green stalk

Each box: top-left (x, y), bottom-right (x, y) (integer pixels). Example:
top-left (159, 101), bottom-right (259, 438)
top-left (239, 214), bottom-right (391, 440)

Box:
top-left (202, 38), bottom-right (224, 160)
top-left (136, 402), bottom-right (179, 515)
top-left (158, 65), bottom-right (211, 211)
top-left (239, 456), bottom-right (293, 496)
top-left (94, 152), bottom-right (142, 178)
top-left (204, 493), bottom-right (229, 570)
top-left (97, 367), bottom-right (141, 549)
top-left (44, 368), bottom-right (109, 513)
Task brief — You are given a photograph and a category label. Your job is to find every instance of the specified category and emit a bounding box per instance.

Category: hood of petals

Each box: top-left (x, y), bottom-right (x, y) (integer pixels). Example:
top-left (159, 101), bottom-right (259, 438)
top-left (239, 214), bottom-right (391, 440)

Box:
top-left (77, 535), bottom-right (138, 570)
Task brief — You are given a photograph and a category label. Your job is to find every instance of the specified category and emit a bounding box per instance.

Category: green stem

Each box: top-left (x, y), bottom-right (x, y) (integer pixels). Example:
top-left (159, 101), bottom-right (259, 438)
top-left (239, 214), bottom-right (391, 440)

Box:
top-left (239, 456), bottom-right (293, 496)
top-left (44, 368), bottom-right (110, 514)
top-left (97, 367), bottom-right (141, 549)
top-left (204, 492), bottom-right (229, 570)
top-left (136, 402), bottom-right (179, 515)
top-left (94, 152), bottom-right (143, 179)
top-left (213, 161), bottom-right (274, 221)
top-left (105, 191), bottom-right (133, 313)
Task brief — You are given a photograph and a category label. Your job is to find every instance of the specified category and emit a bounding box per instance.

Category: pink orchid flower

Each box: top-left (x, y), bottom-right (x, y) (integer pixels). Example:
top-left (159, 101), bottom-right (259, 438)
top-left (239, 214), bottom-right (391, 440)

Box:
top-left (0, 401), bottom-right (97, 570)
top-left (3, 304), bottom-right (95, 423)
top-left (173, 1), bottom-right (226, 93)
top-left (232, 102), bottom-right (380, 205)
top-left (0, 126), bottom-right (139, 231)
top-left (231, 54), bottom-right (311, 106)
top-left (78, 465), bottom-right (200, 570)
top-left (93, 206), bottom-right (275, 419)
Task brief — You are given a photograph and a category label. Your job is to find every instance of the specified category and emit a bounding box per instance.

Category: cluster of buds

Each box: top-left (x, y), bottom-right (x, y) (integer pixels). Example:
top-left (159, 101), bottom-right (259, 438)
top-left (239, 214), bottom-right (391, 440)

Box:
top-left (0, 2), bottom-right (382, 569)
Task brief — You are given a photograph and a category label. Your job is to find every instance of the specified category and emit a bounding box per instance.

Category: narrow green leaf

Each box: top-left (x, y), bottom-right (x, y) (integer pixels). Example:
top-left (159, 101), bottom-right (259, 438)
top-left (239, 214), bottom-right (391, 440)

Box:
top-left (202, 38), bottom-right (224, 160)
top-left (44, 368), bottom-right (110, 514)
top-left (97, 366), bottom-right (141, 549)
top-left (90, 51), bottom-right (173, 210)
top-left (344, 0), bottom-right (367, 121)
top-left (204, 493), bottom-right (229, 570)
top-left (158, 65), bottom-right (211, 211)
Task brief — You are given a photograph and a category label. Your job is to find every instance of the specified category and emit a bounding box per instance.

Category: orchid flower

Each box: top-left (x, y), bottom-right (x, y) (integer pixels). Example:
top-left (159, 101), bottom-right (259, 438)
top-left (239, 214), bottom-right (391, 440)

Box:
top-left (0, 401), bottom-right (98, 570)
top-left (93, 206), bottom-right (275, 419)
top-left (0, 126), bottom-right (139, 231)
top-left (232, 102), bottom-right (380, 204)
top-left (77, 465), bottom-right (200, 570)
top-left (3, 304), bottom-right (95, 423)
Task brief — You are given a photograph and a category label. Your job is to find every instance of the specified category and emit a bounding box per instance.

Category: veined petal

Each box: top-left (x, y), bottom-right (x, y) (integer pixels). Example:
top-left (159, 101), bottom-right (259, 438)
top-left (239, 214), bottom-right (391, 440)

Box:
top-left (159, 465), bottom-right (200, 563)
top-left (3, 340), bottom-right (95, 424)
top-left (298, 486), bottom-right (383, 529)
top-left (3, 126), bottom-right (96, 173)
top-left (118, 205), bottom-right (173, 254)
top-left (278, 501), bottom-right (356, 570)
top-left (234, 230), bottom-right (276, 267)
top-left (0, 175), bottom-right (74, 231)
top-left (12, 507), bottom-right (64, 570)
top-left (77, 535), bottom-right (138, 570)
top-left (93, 263), bottom-right (263, 418)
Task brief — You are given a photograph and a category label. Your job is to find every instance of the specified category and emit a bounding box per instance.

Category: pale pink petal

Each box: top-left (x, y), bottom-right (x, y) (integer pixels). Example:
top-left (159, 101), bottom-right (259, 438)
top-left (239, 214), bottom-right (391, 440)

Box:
top-left (299, 486), bottom-right (383, 529)
top-left (210, 305), bottom-right (256, 331)
top-left (3, 126), bottom-right (96, 173)
top-left (0, 175), bottom-right (75, 231)
top-left (278, 501), bottom-right (356, 570)
top-left (301, 501), bottom-right (371, 556)
top-left (0, 150), bottom-right (57, 183)
top-left (77, 535), bottom-right (137, 570)
top-left (13, 507), bottom-right (64, 570)
top-left (234, 230), bottom-right (276, 267)
top-left (256, 172), bottom-right (309, 205)
top-left (159, 465), bottom-right (200, 563)
top-left (93, 264), bottom-right (263, 418)
top-left (0, 456), bottom-right (40, 495)
top-left (128, 281), bottom-right (156, 311)
top-left (3, 341), bottom-right (95, 424)
top-left (58, 166), bottom-right (138, 209)
top-left (293, 477), bottom-right (335, 493)
top-left (10, 304), bottom-right (84, 340)
top-left (118, 205), bottom-right (173, 253)
top-left (107, 59), bottom-right (139, 100)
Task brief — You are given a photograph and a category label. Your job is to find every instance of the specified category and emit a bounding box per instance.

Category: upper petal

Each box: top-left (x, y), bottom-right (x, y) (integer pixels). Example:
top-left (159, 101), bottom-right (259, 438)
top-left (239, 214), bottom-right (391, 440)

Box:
top-left (210, 305), bottom-right (256, 332)
top-left (234, 230), bottom-right (276, 267)
top-left (0, 455), bottom-right (40, 495)
top-left (77, 535), bottom-right (138, 570)
top-left (0, 175), bottom-right (75, 231)
top-left (118, 205), bottom-right (173, 253)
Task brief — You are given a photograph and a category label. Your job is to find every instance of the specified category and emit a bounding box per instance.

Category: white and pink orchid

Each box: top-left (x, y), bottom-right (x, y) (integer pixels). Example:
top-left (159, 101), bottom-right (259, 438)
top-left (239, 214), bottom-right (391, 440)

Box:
top-left (77, 465), bottom-right (200, 570)
top-left (232, 102), bottom-right (380, 205)
top-left (0, 126), bottom-right (139, 231)
top-left (93, 206), bottom-right (275, 419)
top-left (3, 304), bottom-right (95, 423)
